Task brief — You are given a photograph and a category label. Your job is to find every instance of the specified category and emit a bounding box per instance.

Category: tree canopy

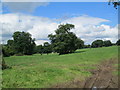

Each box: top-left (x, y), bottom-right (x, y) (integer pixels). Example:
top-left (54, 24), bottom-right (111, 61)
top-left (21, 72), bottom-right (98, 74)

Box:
top-left (103, 40), bottom-right (112, 47)
top-left (48, 23), bottom-right (84, 55)
top-left (12, 31), bottom-right (36, 55)
top-left (91, 40), bottom-right (104, 48)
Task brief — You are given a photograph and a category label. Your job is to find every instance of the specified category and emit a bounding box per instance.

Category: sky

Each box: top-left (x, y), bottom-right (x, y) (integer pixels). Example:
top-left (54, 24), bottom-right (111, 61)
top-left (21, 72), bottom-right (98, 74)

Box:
top-left (0, 2), bottom-right (119, 45)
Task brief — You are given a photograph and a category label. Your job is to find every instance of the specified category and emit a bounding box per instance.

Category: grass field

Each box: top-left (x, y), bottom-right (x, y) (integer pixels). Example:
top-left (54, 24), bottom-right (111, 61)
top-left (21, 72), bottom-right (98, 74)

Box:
top-left (2, 46), bottom-right (118, 88)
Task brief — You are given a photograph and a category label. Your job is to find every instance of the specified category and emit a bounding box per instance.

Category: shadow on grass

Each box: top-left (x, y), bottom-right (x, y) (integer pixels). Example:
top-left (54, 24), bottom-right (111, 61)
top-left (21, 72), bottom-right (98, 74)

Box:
top-left (74, 50), bottom-right (86, 53)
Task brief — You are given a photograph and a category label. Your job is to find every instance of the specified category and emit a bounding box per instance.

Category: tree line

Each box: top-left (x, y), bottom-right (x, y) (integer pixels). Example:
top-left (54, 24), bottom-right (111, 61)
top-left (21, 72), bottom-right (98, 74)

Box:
top-left (2, 23), bottom-right (120, 57)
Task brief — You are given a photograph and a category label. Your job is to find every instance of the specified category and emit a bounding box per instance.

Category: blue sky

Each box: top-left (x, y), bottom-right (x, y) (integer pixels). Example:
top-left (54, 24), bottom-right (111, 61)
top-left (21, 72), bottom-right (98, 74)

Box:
top-left (3, 2), bottom-right (118, 26)
top-left (1, 2), bottom-right (119, 45)
top-left (34, 2), bottom-right (118, 26)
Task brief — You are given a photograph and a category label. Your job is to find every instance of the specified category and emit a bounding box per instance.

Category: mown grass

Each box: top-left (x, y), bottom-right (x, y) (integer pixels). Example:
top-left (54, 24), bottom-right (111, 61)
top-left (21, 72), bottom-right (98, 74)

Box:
top-left (3, 46), bottom-right (118, 88)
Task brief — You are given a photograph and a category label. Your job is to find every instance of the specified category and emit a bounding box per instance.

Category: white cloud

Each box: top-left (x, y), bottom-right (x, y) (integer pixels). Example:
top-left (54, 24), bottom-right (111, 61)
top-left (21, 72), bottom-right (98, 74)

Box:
top-left (61, 16), bottom-right (118, 44)
top-left (35, 40), bottom-right (50, 45)
top-left (0, 13), bottom-right (118, 45)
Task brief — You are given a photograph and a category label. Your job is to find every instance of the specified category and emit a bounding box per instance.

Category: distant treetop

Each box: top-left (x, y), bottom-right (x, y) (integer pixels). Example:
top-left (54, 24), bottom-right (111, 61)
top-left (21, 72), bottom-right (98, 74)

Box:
top-left (108, 0), bottom-right (120, 9)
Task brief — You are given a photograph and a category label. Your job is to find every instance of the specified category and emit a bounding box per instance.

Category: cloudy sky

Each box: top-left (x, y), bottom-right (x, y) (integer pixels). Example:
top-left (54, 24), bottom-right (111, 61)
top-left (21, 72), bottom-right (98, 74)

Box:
top-left (0, 2), bottom-right (119, 45)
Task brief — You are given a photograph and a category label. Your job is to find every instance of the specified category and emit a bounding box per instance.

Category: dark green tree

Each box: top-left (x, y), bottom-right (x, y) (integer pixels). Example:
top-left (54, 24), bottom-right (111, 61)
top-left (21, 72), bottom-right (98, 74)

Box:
top-left (75, 38), bottom-right (84, 49)
top-left (12, 31), bottom-right (36, 55)
top-left (91, 40), bottom-right (104, 48)
top-left (103, 40), bottom-right (112, 47)
top-left (48, 24), bottom-right (84, 55)
top-left (6, 40), bottom-right (15, 55)
top-left (84, 44), bottom-right (91, 48)
top-left (2, 40), bottom-right (15, 57)
top-left (116, 39), bottom-right (120, 46)
top-left (2, 45), bottom-right (10, 57)
top-left (36, 45), bottom-right (44, 55)
top-left (43, 42), bottom-right (52, 54)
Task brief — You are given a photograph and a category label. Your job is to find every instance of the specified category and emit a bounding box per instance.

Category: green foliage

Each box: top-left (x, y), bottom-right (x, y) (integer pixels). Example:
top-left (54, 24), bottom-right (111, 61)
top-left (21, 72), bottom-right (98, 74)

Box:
top-left (103, 40), bottom-right (112, 47)
top-left (7, 40), bottom-right (15, 56)
top-left (48, 24), bottom-right (84, 55)
top-left (2, 58), bottom-right (11, 70)
top-left (3, 46), bottom-right (118, 88)
top-left (43, 42), bottom-right (52, 54)
top-left (0, 46), bottom-right (11, 70)
top-left (2, 31), bottom-right (36, 56)
top-left (36, 45), bottom-right (44, 55)
top-left (12, 31), bottom-right (36, 55)
top-left (116, 39), bottom-right (120, 46)
top-left (2, 40), bottom-right (15, 57)
top-left (2, 45), bottom-right (11, 57)
top-left (84, 45), bottom-right (91, 48)
top-left (35, 42), bottom-right (52, 55)
top-left (91, 40), bottom-right (104, 48)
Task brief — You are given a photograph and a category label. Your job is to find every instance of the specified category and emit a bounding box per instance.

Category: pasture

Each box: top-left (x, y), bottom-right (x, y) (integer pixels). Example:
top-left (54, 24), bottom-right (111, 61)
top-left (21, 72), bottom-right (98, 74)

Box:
top-left (2, 46), bottom-right (118, 88)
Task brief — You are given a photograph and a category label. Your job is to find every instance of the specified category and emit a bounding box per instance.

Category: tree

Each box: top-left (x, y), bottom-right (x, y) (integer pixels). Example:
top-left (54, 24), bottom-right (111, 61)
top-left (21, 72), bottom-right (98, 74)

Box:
top-left (43, 42), bottom-right (52, 54)
top-left (91, 40), bottom-right (104, 48)
top-left (36, 45), bottom-right (44, 55)
top-left (108, 0), bottom-right (120, 9)
top-left (2, 40), bottom-right (15, 57)
top-left (6, 40), bottom-right (15, 56)
top-left (75, 38), bottom-right (84, 49)
top-left (48, 23), bottom-right (84, 55)
top-left (2, 45), bottom-right (10, 57)
top-left (103, 40), bottom-right (112, 47)
top-left (116, 39), bottom-right (120, 45)
top-left (84, 44), bottom-right (91, 48)
top-left (12, 31), bottom-right (36, 55)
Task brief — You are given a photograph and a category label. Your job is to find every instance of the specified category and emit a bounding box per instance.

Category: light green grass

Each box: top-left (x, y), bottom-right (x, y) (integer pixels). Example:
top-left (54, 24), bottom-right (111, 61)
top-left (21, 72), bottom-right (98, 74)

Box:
top-left (3, 46), bottom-right (118, 88)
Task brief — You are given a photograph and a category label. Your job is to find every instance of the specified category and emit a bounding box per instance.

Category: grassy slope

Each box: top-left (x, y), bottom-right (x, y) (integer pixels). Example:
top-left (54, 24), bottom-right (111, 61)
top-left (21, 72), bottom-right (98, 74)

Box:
top-left (3, 46), bottom-right (118, 88)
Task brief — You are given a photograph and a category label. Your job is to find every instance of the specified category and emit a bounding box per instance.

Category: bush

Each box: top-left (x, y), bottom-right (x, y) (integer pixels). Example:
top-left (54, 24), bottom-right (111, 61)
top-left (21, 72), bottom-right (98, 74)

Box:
top-left (2, 58), bottom-right (12, 70)
top-left (15, 53), bottom-right (24, 56)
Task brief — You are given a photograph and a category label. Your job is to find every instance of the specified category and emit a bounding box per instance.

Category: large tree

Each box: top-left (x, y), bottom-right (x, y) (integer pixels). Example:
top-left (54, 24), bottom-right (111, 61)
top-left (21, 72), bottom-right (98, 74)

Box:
top-left (12, 31), bottom-right (36, 55)
top-left (91, 40), bottom-right (104, 48)
top-left (103, 40), bottom-right (112, 47)
top-left (48, 24), bottom-right (84, 55)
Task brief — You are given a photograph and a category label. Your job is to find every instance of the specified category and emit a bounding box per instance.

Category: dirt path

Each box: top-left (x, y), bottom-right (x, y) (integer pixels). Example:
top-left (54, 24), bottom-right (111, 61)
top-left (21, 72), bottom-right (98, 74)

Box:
top-left (84, 58), bottom-right (118, 88)
top-left (52, 58), bottom-right (118, 88)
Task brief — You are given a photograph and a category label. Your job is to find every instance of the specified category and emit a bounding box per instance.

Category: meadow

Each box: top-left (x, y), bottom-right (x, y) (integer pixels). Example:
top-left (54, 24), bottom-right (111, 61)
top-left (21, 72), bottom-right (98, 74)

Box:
top-left (2, 46), bottom-right (118, 88)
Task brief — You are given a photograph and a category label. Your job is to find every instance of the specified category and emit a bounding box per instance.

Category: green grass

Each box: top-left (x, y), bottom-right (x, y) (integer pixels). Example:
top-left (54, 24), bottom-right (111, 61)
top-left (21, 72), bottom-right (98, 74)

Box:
top-left (3, 46), bottom-right (118, 88)
top-left (113, 63), bottom-right (120, 76)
